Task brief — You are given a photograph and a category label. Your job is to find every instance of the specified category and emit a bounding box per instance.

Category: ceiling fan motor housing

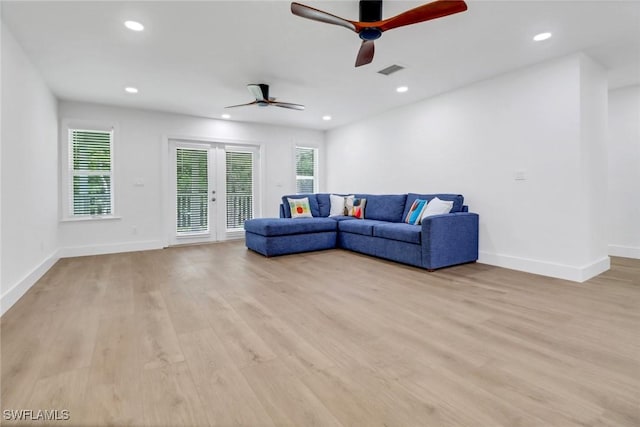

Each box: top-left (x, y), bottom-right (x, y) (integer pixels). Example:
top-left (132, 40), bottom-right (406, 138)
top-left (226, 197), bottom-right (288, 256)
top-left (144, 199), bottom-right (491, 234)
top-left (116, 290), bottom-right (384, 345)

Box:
top-left (359, 0), bottom-right (382, 22)
top-left (359, 0), bottom-right (383, 40)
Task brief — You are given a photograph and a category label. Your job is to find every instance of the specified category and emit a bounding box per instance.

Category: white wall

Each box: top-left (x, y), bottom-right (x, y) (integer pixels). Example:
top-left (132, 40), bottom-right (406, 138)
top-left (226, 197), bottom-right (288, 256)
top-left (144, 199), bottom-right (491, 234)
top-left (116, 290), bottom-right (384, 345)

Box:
top-left (578, 54), bottom-right (609, 272)
top-left (326, 54), bottom-right (610, 282)
top-left (57, 101), bottom-right (324, 255)
top-left (608, 85), bottom-right (640, 258)
top-left (1, 23), bottom-right (59, 314)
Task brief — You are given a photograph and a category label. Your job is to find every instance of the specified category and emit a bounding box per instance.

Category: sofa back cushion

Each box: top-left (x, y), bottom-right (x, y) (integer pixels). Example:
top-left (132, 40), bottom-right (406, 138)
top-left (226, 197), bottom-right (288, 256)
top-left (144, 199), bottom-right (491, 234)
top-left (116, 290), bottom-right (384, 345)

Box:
top-left (315, 193), bottom-right (332, 217)
top-left (281, 194), bottom-right (320, 218)
top-left (355, 194), bottom-right (407, 223)
top-left (402, 193), bottom-right (464, 221)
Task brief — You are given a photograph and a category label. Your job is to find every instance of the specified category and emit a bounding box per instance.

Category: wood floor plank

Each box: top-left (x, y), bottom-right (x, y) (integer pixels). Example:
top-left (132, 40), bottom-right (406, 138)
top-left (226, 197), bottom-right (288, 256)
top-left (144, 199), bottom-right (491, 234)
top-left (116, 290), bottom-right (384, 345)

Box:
top-left (80, 382), bottom-right (144, 427)
top-left (25, 368), bottom-right (89, 426)
top-left (40, 307), bottom-right (101, 378)
top-left (240, 359), bottom-right (342, 427)
top-left (178, 328), bottom-right (275, 426)
top-left (141, 362), bottom-right (210, 427)
top-left (199, 291), bottom-right (277, 369)
top-left (136, 291), bottom-right (185, 370)
top-left (0, 309), bottom-right (64, 410)
top-left (223, 292), bottom-right (335, 377)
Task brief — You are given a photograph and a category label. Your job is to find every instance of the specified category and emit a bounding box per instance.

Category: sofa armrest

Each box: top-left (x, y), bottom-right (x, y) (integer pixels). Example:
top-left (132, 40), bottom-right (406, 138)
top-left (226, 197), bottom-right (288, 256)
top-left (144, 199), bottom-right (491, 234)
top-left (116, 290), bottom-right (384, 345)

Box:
top-left (279, 204), bottom-right (285, 218)
top-left (421, 212), bottom-right (479, 270)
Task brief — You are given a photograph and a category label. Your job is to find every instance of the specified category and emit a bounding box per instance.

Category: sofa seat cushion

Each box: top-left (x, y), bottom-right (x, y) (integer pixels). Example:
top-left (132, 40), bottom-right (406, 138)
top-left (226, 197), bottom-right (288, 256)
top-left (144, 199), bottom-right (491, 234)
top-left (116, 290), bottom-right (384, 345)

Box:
top-left (244, 218), bottom-right (336, 237)
top-left (338, 219), bottom-right (388, 236)
top-left (330, 215), bottom-right (356, 222)
top-left (373, 222), bottom-right (421, 244)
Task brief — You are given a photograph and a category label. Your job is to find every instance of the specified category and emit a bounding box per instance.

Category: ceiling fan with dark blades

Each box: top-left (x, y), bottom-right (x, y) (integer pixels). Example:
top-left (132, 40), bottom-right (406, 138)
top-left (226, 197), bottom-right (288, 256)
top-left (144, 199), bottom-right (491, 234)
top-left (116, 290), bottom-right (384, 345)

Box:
top-left (291, 0), bottom-right (468, 67)
top-left (225, 84), bottom-right (305, 110)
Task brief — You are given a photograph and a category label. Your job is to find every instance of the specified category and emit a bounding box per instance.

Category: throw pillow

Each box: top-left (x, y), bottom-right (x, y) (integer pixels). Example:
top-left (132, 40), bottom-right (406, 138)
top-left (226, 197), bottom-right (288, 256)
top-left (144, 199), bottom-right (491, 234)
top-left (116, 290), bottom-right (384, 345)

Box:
top-left (421, 197), bottom-right (454, 220)
top-left (349, 198), bottom-right (367, 219)
top-left (404, 199), bottom-right (428, 225)
top-left (288, 197), bottom-right (313, 218)
top-left (329, 194), bottom-right (354, 217)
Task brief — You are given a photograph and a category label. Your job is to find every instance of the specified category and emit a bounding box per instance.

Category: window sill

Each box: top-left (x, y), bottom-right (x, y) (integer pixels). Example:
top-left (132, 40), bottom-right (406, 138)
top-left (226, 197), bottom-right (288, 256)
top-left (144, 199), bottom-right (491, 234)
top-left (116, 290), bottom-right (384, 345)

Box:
top-left (60, 215), bottom-right (122, 223)
top-left (176, 233), bottom-right (211, 239)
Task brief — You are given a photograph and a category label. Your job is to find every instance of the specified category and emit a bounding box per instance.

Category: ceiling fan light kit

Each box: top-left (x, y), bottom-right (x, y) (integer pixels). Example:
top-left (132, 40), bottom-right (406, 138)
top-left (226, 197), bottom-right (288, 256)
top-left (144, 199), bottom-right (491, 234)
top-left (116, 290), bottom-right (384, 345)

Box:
top-left (291, 0), bottom-right (468, 67)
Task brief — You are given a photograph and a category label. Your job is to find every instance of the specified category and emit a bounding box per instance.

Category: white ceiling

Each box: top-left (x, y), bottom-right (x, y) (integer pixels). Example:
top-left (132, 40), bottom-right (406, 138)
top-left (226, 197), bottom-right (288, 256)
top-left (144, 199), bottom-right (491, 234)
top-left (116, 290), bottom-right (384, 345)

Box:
top-left (2, 1), bottom-right (639, 130)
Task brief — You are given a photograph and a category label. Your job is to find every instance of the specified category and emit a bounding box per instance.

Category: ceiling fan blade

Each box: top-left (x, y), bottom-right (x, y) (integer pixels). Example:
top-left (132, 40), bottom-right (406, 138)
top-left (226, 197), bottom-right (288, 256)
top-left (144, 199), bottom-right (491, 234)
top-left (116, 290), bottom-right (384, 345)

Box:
top-left (247, 84), bottom-right (267, 102)
top-left (291, 2), bottom-right (357, 32)
top-left (225, 101), bottom-right (257, 109)
top-left (270, 101), bottom-right (305, 111)
top-left (355, 40), bottom-right (375, 67)
top-left (379, 0), bottom-right (467, 32)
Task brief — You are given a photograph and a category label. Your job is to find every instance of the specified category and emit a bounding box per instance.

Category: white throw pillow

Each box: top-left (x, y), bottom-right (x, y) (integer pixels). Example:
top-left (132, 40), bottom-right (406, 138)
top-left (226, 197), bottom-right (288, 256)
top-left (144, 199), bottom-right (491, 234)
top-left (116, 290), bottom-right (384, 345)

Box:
top-left (421, 197), bottom-right (454, 221)
top-left (329, 194), bottom-right (354, 217)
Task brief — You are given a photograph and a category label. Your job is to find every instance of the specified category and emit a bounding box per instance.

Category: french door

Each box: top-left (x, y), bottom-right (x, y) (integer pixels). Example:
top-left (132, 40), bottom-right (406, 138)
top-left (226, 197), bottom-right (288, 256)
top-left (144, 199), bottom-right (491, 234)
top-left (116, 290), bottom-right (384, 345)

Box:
top-left (168, 139), bottom-right (259, 246)
top-left (170, 141), bottom-right (218, 245)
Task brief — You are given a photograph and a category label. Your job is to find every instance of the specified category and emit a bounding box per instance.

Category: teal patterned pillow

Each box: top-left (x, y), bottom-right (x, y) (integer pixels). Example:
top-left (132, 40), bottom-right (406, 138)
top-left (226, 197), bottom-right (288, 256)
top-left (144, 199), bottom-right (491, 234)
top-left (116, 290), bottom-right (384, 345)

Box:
top-left (404, 199), bottom-right (428, 225)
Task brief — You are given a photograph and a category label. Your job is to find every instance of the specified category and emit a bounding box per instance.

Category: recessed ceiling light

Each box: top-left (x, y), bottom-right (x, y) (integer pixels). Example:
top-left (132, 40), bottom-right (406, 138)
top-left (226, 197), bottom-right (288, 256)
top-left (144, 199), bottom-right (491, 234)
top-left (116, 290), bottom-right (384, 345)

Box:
top-left (124, 87), bottom-right (138, 94)
top-left (396, 86), bottom-right (408, 93)
top-left (124, 20), bottom-right (144, 32)
top-left (322, 115), bottom-right (332, 121)
top-left (221, 114), bottom-right (231, 119)
top-left (533, 32), bottom-right (552, 42)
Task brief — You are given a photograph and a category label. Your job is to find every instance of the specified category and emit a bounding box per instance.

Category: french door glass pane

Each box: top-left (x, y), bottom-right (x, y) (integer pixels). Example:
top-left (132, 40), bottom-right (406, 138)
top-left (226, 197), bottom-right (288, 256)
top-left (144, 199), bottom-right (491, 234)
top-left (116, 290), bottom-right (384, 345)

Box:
top-left (176, 148), bottom-right (209, 234)
top-left (226, 151), bottom-right (253, 229)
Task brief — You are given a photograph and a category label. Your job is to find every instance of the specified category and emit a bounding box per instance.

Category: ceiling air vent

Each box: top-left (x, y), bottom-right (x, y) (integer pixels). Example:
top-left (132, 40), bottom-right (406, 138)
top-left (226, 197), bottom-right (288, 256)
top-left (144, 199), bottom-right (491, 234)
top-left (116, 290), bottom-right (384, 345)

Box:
top-left (377, 64), bottom-right (405, 76)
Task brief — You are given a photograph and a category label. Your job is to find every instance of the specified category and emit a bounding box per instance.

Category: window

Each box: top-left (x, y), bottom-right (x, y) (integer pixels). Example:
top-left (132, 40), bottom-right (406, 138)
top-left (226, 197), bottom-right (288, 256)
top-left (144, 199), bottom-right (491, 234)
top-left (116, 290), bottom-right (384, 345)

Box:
top-left (296, 146), bottom-right (318, 193)
top-left (67, 128), bottom-right (113, 217)
top-left (226, 150), bottom-right (254, 230)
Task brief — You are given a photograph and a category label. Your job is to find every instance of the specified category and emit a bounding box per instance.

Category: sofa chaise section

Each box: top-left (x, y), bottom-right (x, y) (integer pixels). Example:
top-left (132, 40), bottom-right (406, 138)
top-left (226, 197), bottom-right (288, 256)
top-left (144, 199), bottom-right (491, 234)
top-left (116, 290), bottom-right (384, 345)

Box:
top-left (244, 217), bottom-right (337, 256)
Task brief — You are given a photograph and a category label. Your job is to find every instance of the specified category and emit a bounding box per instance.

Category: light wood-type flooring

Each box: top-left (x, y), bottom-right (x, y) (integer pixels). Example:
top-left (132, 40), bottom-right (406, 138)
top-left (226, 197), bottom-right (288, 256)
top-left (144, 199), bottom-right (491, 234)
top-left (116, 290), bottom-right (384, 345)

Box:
top-left (1, 241), bottom-right (639, 426)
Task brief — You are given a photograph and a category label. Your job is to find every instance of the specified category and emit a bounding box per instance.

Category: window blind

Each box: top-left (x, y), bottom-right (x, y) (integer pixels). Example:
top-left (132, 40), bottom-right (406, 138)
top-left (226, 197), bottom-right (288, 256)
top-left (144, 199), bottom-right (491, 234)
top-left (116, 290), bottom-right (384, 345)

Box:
top-left (69, 129), bottom-right (113, 216)
top-left (176, 148), bottom-right (209, 234)
top-left (296, 147), bottom-right (316, 193)
top-left (226, 151), bottom-right (254, 229)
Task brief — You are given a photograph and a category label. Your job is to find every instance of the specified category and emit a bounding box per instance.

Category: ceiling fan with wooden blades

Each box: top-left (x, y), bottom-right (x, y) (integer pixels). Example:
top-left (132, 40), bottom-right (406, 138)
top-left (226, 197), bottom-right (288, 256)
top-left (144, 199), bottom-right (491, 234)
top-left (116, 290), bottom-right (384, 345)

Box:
top-left (291, 0), bottom-right (468, 67)
top-left (225, 84), bottom-right (305, 110)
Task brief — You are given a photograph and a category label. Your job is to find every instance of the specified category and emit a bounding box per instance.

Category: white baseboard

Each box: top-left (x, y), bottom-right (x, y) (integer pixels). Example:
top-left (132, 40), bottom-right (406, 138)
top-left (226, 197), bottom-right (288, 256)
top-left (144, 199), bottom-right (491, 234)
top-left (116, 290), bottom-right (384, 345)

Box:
top-left (478, 251), bottom-right (610, 283)
top-left (58, 240), bottom-right (165, 258)
top-left (1, 250), bottom-right (60, 317)
top-left (608, 244), bottom-right (640, 259)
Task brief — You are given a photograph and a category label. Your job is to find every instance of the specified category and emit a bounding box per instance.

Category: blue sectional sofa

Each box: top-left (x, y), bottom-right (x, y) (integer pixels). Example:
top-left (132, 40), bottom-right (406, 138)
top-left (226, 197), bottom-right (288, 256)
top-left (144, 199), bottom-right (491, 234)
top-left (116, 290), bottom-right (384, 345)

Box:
top-left (244, 193), bottom-right (479, 271)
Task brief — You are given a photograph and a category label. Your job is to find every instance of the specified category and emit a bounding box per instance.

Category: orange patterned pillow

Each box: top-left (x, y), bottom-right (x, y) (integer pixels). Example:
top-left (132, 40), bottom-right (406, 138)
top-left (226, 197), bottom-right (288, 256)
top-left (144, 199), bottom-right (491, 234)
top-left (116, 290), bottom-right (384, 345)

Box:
top-left (349, 198), bottom-right (367, 219)
top-left (287, 197), bottom-right (313, 218)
